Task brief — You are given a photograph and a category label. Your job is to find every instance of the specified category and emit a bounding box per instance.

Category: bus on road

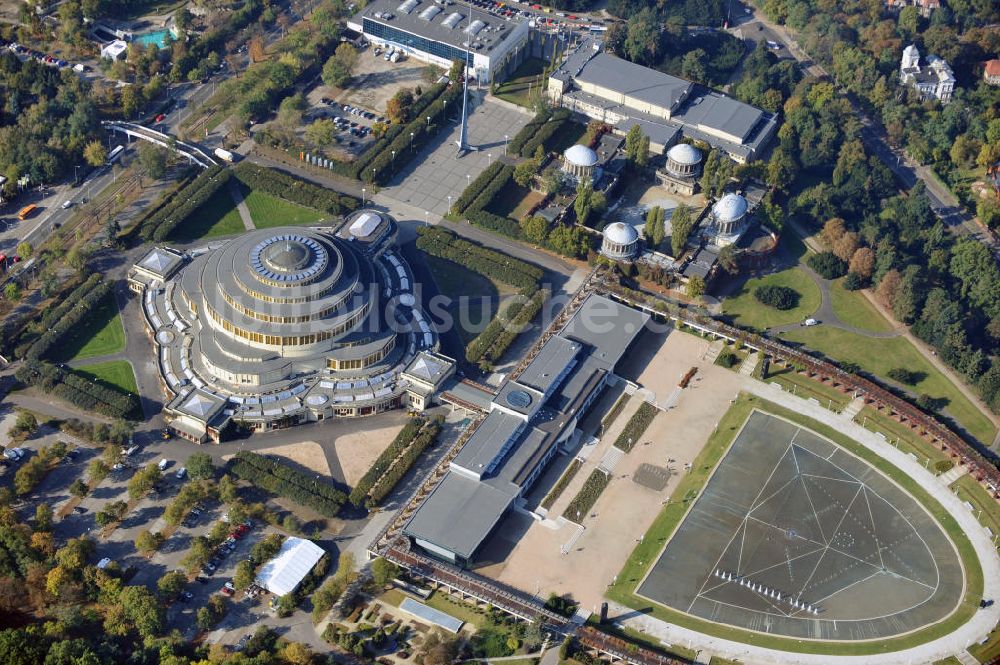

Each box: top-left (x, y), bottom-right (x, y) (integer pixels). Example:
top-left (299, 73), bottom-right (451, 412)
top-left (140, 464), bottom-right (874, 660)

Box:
top-left (17, 204), bottom-right (37, 221)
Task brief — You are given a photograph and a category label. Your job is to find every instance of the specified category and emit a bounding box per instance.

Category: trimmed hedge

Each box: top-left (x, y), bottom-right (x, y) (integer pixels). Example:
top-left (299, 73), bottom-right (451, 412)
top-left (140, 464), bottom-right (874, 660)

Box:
top-left (232, 162), bottom-right (359, 215)
top-left (562, 469), bottom-right (610, 522)
top-left (508, 108), bottom-right (553, 157)
top-left (415, 226), bottom-right (542, 288)
top-left (362, 82), bottom-right (464, 185)
top-left (350, 416), bottom-right (444, 508)
top-left (138, 165), bottom-right (231, 241)
top-left (348, 417), bottom-right (424, 506)
top-left (465, 287), bottom-right (548, 365)
top-left (452, 161), bottom-right (506, 215)
top-left (541, 458), bottom-right (582, 510)
top-left (612, 402), bottom-right (658, 453)
top-left (229, 451), bottom-right (346, 518)
top-left (518, 108), bottom-right (571, 158)
top-left (15, 359), bottom-right (138, 419)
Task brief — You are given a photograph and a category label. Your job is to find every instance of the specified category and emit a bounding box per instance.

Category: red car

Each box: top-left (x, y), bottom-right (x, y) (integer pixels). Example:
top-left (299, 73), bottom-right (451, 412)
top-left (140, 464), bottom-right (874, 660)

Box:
top-left (154, 113), bottom-right (166, 123)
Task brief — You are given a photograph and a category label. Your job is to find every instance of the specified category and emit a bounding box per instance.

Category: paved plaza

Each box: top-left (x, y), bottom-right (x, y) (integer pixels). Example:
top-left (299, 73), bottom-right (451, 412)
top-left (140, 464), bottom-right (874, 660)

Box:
top-left (638, 410), bottom-right (963, 640)
top-left (380, 93), bottom-right (531, 217)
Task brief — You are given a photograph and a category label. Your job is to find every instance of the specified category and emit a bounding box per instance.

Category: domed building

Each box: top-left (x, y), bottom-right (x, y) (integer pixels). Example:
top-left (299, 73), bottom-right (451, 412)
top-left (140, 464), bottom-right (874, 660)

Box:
top-left (706, 192), bottom-right (750, 243)
top-left (600, 222), bottom-right (640, 261)
top-left (562, 144), bottom-right (600, 183)
top-left (131, 211), bottom-right (452, 442)
top-left (656, 143), bottom-right (702, 195)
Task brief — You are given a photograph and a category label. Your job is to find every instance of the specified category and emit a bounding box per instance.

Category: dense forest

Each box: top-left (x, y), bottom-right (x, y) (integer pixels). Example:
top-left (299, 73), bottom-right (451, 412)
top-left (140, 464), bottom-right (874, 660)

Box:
top-left (0, 51), bottom-right (99, 193)
top-left (757, 0), bottom-right (1000, 222)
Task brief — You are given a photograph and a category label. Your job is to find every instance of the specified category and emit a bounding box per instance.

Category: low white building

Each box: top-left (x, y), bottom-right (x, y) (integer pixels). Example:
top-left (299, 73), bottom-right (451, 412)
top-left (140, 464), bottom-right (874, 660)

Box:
top-left (101, 39), bottom-right (128, 61)
top-left (256, 537), bottom-right (326, 597)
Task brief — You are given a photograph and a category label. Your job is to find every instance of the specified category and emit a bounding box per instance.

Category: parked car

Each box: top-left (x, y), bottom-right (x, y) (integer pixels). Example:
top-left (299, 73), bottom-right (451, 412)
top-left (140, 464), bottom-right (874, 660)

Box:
top-left (175, 467), bottom-right (186, 479)
top-left (158, 458), bottom-right (169, 470)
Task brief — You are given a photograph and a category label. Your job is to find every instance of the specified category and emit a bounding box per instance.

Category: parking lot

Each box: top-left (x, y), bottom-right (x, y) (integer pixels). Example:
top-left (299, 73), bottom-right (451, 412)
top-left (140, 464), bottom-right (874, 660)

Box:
top-left (322, 45), bottom-right (429, 117)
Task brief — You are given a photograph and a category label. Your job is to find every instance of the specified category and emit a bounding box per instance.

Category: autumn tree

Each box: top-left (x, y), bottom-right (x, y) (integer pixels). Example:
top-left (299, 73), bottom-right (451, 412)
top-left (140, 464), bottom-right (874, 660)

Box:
top-left (83, 141), bottom-right (107, 167)
top-left (322, 43), bottom-right (359, 88)
top-left (849, 247), bottom-right (875, 279)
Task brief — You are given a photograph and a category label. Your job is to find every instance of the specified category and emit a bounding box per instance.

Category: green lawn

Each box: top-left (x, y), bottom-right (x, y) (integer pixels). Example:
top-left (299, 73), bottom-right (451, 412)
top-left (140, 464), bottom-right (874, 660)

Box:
top-left (494, 58), bottom-right (547, 107)
top-left (73, 360), bottom-right (138, 396)
top-left (763, 366), bottom-right (852, 411)
top-left (606, 394), bottom-right (985, 656)
top-left (170, 186), bottom-right (325, 240)
top-left (243, 189), bottom-right (325, 228)
top-left (855, 406), bottom-right (953, 471)
top-left (828, 278), bottom-right (893, 333)
top-left (51, 294), bottom-right (125, 361)
top-left (169, 187), bottom-right (245, 241)
top-left (780, 326), bottom-right (997, 444)
top-left (424, 254), bottom-right (503, 346)
top-left (950, 475), bottom-right (1000, 549)
top-left (486, 179), bottom-right (533, 221)
top-left (721, 268), bottom-right (822, 331)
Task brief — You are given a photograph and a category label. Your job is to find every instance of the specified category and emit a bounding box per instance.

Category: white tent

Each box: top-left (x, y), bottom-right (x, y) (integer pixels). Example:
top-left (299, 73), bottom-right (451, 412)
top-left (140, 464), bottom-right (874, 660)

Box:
top-left (255, 537), bottom-right (325, 597)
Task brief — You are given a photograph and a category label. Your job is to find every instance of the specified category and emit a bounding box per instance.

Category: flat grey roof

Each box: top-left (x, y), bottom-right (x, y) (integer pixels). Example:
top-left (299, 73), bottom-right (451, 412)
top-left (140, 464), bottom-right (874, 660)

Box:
top-left (403, 471), bottom-right (517, 558)
top-left (673, 90), bottom-right (763, 143)
top-left (561, 294), bottom-right (650, 369)
top-left (353, 0), bottom-right (525, 57)
top-left (575, 52), bottom-right (692, 113)
top-left (516, 336), bottom-right (581, 394)
top-left (494, 381), bottom-right (544, 417)
top-left (451, 409), bottom-right (524, 475)
top-left (683, 247), bottom-right (719, 279)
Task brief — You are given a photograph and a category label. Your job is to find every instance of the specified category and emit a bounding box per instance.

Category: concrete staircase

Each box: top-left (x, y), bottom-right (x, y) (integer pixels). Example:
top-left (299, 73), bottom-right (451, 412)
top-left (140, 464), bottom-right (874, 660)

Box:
top-left (956, 649), bottom-right (980, 665)
top-left (703, 339), bottom-right (725, 363)
top-left (598, 446), bottom-right (625, 475)
top-left (738, 351), bottom-right (759, 376)
top-left (938, 464), bottom-right (968, 486)
top-left (843, 397), bottom-right (865, 420)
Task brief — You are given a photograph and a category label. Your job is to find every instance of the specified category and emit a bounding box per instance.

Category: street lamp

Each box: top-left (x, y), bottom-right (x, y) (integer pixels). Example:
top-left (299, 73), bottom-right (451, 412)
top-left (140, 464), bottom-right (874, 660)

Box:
top-left (447, 194), bottom-right (452, 211)
top-left (409, 131), bottom-right (414, 151)
top-left (391, 149), bottom-right (396, 166)
top-left (426, 116), bottom-right (431, 127)
top-left (504, 134), bottom-right (508, 156)
top-left (424, 210), bottom-right (429, 227)
top-left (466, 174), bottom-right (471, 187)
top-left (487, 152), bottom-right (492, 167)
top-left (362, 187), bottom-right (366, 206)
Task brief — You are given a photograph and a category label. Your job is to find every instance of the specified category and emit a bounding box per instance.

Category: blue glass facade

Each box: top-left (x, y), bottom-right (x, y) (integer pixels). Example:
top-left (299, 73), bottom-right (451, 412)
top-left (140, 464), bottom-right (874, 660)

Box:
top-left (362, 18), bottom-right (470, 64)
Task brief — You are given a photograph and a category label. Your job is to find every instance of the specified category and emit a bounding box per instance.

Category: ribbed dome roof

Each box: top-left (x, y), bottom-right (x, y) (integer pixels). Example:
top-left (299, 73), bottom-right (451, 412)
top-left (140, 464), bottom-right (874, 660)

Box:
top-left (264, 240), bottom-right (312, 272)
top-left (667, 143), bottom-right (702, 166)
top-left (713, 193), bottom-right (748, 223)
top-left (564, 143), bottom-right (599, 167)
top-left (603, 222), bottom-right (639, 245)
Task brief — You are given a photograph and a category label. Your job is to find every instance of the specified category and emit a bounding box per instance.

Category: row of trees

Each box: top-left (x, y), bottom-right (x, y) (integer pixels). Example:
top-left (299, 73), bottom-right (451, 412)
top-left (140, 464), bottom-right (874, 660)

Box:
top-left (415, 226), bottom-right (544, 289)
top-left (232, 162), bottom-right (359, 215)
top-left (466, 288), bottom-right (549, 368)
top-left (13, 442), bottom-right (68, 497)
top-left (21, 279), bottom-right (112, 361)
top-left (349, 417), bottom-right (428, 507)
top-left (137, 165), bottom-right (230, 241)
top-left (15, 359), bottom-right (138, 419)
top-left (228, 451), bottom-right (347, 518)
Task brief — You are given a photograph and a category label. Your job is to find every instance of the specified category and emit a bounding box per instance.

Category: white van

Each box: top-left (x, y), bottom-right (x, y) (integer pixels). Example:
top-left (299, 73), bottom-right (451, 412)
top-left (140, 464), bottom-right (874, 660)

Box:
top-left (175, 467), bottom-right (187, 479)
top-left (158, 458), bottom-right (169, 471)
